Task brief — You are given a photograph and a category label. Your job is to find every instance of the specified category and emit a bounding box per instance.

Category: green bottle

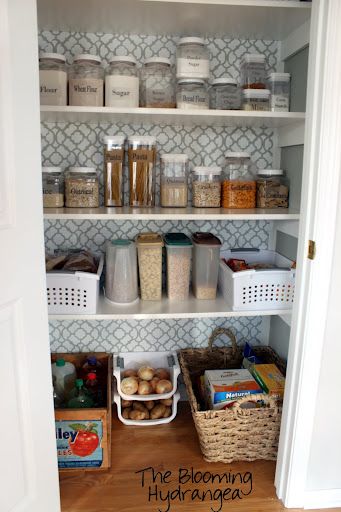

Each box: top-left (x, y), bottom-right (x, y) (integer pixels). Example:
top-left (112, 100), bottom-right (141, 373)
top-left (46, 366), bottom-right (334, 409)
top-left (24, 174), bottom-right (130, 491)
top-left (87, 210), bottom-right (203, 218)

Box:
top-left (67, 379), bottom-right (94, 408)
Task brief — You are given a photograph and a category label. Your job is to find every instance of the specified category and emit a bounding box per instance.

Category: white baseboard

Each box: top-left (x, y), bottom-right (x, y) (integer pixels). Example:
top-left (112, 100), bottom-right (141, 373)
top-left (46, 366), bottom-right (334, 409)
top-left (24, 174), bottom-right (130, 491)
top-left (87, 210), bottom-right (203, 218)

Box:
top-left (304, 489), bottom-right (341, 509)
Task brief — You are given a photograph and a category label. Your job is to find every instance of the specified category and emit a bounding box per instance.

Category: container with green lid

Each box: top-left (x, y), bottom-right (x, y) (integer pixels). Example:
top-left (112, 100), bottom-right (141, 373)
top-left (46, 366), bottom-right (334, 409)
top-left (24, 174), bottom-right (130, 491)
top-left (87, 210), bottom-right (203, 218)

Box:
top-left (105, 238), bottom-right (138, 304)
top-left (136, 232), bottom-right (163, 300)
top-left (192, 232), bottom-right (222, 300)
top-left (165, 233), bottom-right (192, 301)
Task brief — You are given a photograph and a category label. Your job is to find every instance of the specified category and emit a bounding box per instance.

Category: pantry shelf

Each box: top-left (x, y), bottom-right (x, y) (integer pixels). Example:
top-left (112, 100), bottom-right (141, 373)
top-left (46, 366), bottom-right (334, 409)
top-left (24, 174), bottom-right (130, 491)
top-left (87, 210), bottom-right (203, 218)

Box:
top-left (40, 106), bottom-right (305, 128)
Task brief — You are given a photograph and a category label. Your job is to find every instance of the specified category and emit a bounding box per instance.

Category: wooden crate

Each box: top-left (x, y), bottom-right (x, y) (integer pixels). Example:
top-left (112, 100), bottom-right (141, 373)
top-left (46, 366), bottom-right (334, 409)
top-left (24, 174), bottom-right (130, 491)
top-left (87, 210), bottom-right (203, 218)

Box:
top-left (51, 352), bottom-right (112, 472)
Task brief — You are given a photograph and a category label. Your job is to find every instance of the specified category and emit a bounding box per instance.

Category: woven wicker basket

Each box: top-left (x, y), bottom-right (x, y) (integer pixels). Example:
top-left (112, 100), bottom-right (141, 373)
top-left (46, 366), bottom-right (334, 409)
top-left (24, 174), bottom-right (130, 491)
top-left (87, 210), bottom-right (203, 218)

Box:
top-left (179, 327), bottom-right (285, 463)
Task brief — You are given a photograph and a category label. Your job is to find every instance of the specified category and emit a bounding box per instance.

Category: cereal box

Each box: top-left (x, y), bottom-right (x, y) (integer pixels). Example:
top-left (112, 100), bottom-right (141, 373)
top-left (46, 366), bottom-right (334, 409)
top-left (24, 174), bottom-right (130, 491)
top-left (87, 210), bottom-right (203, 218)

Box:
top-left (252, 364), bottom-right (285, 399)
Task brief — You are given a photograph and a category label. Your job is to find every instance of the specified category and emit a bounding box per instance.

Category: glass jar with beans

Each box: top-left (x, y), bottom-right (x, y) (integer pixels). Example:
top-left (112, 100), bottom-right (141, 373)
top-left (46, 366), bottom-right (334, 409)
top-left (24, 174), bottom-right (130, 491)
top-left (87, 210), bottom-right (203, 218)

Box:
top-left (192, 167), bottom-right (222, 208)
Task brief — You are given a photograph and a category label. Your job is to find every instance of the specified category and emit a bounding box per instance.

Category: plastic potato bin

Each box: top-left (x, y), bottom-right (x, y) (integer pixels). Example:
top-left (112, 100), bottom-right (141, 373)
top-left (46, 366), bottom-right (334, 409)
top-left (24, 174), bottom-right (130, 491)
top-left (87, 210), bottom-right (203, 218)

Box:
top-left (165, 232), bottom-right (192, 300)
top-left (192, 232), bottom-right (222, 300)
top-left (136, 233), bottom-right (164, 300)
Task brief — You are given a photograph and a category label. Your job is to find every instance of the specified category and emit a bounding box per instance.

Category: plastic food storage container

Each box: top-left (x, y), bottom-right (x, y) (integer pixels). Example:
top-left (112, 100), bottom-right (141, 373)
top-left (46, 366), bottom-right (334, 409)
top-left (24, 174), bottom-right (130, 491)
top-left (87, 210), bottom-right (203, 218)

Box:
top-left (222, 152), bottom-right (256, 209)
top-left (256, 169), bottom-right (289, 208)
top-left (69, 54), bottom-right (104, 106)
top-left (42, 167), bottom-right (64, 208)
top-left (105, 56), bottom-right (139, 107)
top-left (176, 79), bottom-right (209, 109)
top-left (128, 136), bottom-right (156, 207)
top-left (39, 53), bottom-right (67, 106)
top-left (192, 232), bottom-right (222, 300)
top-left (192, 166), bottom-right (222, 208)
top-left (165, 233), bottom-right (192, 300)
top-left (176, 37), bottom-right (210, 79)
top-left (160, 154), bottom-right (188, 207)
top-left (210, 78), bottom-right (241, 110)
top-left (267, 73), bottom-right (291, 112)
top-left (242, 89), bottom-right (270, 111)
top-left (241, 54), bottom-right (266, 89)
top-left (65, 167), bottom-right (99, 208)
top-left (103, 135), bottom-right (125, 207)
top-left (140, 57), bottom-right (175, 108)
top-left (136, 233), bottom-right (164, 300)
top-left (105, 239), bottom-right (138, 304)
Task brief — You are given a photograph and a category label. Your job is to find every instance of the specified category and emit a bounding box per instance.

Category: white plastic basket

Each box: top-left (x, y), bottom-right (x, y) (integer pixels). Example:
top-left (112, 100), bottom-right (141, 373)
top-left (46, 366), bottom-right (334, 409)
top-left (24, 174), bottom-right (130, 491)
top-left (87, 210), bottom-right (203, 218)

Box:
top-left (218, 249), bottom-right (295, 311)
top-left (46, 255), bottom-right (104, 315)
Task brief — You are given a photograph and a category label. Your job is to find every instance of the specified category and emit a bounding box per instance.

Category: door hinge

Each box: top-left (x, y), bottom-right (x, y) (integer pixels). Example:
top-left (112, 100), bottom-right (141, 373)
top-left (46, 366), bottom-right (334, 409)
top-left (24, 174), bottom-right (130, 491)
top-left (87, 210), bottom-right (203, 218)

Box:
top-left (308, 240), bottom-right (316, 260)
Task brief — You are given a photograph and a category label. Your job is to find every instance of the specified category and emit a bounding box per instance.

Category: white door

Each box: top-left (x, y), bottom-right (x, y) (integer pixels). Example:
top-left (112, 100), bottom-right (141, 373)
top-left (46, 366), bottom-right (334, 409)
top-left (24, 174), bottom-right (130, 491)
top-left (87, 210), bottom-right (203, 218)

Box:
top-left (1, 0), bottom-right (60, 510)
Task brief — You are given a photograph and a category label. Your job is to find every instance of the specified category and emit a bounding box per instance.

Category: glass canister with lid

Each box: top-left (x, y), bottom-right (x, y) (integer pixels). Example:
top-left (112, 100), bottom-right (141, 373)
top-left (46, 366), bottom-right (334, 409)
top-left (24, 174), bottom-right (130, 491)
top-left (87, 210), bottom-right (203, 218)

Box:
top-left (176, 79), bottom-right (209, 109)
top-left (105, 56), bottom-right (139, 107)
top-left (242, 89), bottom-right (270, 111)
top-left (160, 154), bottom-right (188, 207)
top-left (222, 152), bottom-right (256, 209)
top-left (105, 239), bottom-right (139, 304)
top-left (69, 54), bottom-right (104, 106)
top-left (103, 136), bottom-right (125, 207)
top-left (241, 53), bottom-right (267, 89)
top-left (128, 136), bottom-right (156, 207)
top-left (65, 167), bottom-right (99, 208)
top-left (176, 37), bottom-right (210, 80)
top-left (42, 167), bottom-right (64, 207)
top-left (256, 169), bottom-right (289, 208)
top-left (192, 167), bottom-right (222, 208)
top-left (210, 78), bottom-right (241, 110)
top-left (39, 53), bottom-right (67, 106)
top-left (140, 57), bottom-right (175, 108)
top-left (267, 73), bottom-right (291, 112)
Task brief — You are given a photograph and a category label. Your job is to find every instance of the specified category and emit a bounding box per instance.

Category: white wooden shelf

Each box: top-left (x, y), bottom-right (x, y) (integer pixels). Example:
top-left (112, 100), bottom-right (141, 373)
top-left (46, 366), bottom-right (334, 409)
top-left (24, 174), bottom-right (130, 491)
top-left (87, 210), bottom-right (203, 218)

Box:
top-left (40, 106), bottom-right (305, 128)
top-left (48, 294), bottom-right (292, 320)
top-left (43, 206), bottom-right (300, 221)
top-left (37, 0), bottom-right (311, 40)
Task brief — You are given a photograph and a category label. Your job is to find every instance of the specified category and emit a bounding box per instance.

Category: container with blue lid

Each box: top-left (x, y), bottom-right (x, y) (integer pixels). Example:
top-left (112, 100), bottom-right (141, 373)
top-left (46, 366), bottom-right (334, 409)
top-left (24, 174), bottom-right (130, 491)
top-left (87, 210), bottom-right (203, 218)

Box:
top-left (165, 232), bottom-right (192, 301)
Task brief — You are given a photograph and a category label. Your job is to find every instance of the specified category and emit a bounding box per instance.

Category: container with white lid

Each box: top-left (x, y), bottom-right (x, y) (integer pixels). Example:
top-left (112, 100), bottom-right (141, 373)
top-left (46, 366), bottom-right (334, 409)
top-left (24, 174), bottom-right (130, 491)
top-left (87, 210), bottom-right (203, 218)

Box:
top-left (140, 57), bottom-right (175, 108)
top-left (105, 55), bottom-right (139, 107)
top-left (69, 54), bottom-right (104, 106)
top-left (42, 166), bottom-right (64, 208)
top-left (65, 167), bottom-right (99, 208)
top-left (222, 152), bottom-right (256, 209)
top-left (256, 169), bottom-right (289, 208)
top-left (176, 79), bottom-right (209, 109)
top-left (176, 37), bottom-right (210, 79)
top-left (103, 136), bottom-right (126, 207)
top-left (267, 72), bottom-right (291, 112)
top-left (242, 89), bottom-right (270, 111)
top-left (192, 166), bottom-right (222, 208)
top-left (39, 53), bottom-right (67, 106)
top-left (160, 154), bottom-right (189, 207)
top-left (128, 136), bottom-right (157, 207)
top-left (210, 77), bottom-right (241, 110)
top-left (241, 53), bottom-right (266, 89)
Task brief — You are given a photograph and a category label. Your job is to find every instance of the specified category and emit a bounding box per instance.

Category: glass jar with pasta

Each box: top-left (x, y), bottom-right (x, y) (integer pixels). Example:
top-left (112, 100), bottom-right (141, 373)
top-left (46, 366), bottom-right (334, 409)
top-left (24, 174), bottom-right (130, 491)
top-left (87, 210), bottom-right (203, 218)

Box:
top-left (128, 136), bottom-right (156, 207)
top-left (222, 152), bottom-right (256, 209)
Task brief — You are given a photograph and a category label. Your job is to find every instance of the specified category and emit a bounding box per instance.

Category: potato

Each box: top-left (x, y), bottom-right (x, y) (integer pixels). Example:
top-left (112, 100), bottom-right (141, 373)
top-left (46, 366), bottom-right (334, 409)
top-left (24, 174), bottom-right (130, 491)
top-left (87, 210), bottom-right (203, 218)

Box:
top-left (150, 404), bottom-right (167, 419)
top-left (129, 409), bottom-right (148, 421)
top-left (122, 369), bottom-right (138, 378)
top-left (137, 366), bottom-right (154, 381)
top-left (160, 397), bottom-right (173, 406)
top-left (122, 407), bottom-right (132, 419)
top-left (121, 377), bottom-right (139, 395)
top-left (156, 379), bottom-right (173, 394)
top-left (138, 380), bottom-right (153, 395)
top-left (149, 377), bottom-right (160, 392)
top-left (121, 399), bottom-right (133, 408)
top-left (133, 401), bottom-right (149, 413)
top-left (155, 368), bottom-right (170, 380)
top-left (144, 400), bottom-right (155, 411)
top-left (163, 406), bottom-right (172, 418)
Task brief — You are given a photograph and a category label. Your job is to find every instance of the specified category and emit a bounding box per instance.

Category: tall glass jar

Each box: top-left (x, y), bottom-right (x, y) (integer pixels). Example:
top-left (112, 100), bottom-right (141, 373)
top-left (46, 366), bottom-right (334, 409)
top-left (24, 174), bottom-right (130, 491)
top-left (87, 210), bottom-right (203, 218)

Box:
top-left (69, 54), bottom-right (104, 106)
top-left (128, 136), bottom-right (156, 207)
top-left (65, 167), bottom-right (99, 208)
top-left (241, 54), bottom-right (266, 89)
top-left (160, 154), bottom-right (188, 207)
top-left (176, 37), bottom-right (210, 80)
top-left (105, 56), bottom-right (139, 107)
top-left (256, 169), bottom-right (289, 208)
top-left (42, 167), bottom-right (64, 207)
top-left (140, 57), bottom-right (175, 108)
top-left (222, 152), bottom-right (256, 208)
top-left (192, 167), bottom-right (222, 208)
top-left (210, 78), bottom-right (241, 110)
top-left (103, 136), bottom-right (125, 207)
top-left (176, 79), bottom-right (209, 109)
top-left (39, 53), bottom-right (67, 106)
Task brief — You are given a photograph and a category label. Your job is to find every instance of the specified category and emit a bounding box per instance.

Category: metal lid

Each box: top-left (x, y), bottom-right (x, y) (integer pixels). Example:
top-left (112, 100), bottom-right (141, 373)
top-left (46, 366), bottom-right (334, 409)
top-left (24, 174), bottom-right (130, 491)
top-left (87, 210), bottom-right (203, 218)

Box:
top-left (178, 37), bottom-right (206, 46)
top-left (211, 77), bottom-right (238, 86)
top-left (74, 54), bottom-right (101, 64)
top-left (136, 232), bottom-right (164, 247)
top-left (161, 153), bottom-right (189, 163)
top-left (39, 52), bottom-right (66, 63)
top-left (102, 135), bottom-right (126, 146)
top-left (144, 57), bottom-right (171, 66)
top-left (164, 233), bottom-right (192, 246)
top-left (225, 151), bottom-right (250, 159)
top-left (42, 166), bottom-right (63, 173)
top-left (128, 136), bottom-right (156, 146)
top-left (241, 53), bottom-right (266, 64)
top-left (109, 55), bottom-right (137, 65)
top-left (177, 78), bottom-right (205, 85)
top-left (257, 169), bottom-right (284, 176)
top-left (193, 166), bottom-right (222, 175)
top-left (267, 72), bottom-right (291, 82)
top-left (68, 166), bottom-right (97, 173)
top-left (243, 89), bottom-right (270, 98)
top-left (192, 232), bottom-right (222, 246)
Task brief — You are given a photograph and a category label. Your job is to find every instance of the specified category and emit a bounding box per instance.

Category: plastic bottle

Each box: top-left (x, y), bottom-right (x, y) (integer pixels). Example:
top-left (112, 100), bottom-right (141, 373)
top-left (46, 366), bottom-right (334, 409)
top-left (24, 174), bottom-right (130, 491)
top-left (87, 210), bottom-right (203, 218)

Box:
top-left (67, 379), bottom-right (94, 408)
top-left (85, 372), bottom-right (103, 406)
top-left (52, 376), bottom-right (63, 408)
top-left (51, 358), bottom-right (77, 400)
top-left (81, 356), bottom-right (104, 382)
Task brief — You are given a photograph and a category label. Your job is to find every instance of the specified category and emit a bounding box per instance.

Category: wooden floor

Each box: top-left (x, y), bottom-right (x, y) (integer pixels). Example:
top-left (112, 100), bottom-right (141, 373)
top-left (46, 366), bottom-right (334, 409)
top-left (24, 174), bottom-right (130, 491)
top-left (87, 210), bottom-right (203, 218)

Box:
top-left (59, 403), bottom-right (340, 512)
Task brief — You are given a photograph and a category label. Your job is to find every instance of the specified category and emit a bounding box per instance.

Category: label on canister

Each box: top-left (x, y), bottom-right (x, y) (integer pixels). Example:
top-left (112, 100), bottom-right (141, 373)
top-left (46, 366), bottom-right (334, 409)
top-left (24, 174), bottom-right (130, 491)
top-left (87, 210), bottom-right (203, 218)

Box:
top-left (56, 420), bottom-right (103, 468)
top-left (270, 94), bottom-right (289, 112)
top-left (105, 75), bottom-right (139, 107)
top-left (40, 70), bottom-right (67, 106)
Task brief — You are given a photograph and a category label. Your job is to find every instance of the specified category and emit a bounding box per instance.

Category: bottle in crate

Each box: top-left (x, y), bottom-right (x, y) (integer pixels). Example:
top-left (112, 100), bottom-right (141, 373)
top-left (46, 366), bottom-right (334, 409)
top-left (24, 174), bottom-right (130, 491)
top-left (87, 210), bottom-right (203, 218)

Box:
top-left (67, 379), bottom-right (94, 408)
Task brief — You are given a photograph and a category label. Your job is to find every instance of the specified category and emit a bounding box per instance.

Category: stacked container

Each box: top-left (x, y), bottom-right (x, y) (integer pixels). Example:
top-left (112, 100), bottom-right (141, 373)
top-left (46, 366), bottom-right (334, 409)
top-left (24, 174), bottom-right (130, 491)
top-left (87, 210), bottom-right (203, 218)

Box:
top-left (192, 232), bottom-right (222, 299)
top-left (160, 154), bottom-right (189, 207)
top-left (165, 233), bottom-right (192, 300)
top-left (105, 239), bottom-right (139, 304)
top-left (136, 233), bottom-right (164, 300)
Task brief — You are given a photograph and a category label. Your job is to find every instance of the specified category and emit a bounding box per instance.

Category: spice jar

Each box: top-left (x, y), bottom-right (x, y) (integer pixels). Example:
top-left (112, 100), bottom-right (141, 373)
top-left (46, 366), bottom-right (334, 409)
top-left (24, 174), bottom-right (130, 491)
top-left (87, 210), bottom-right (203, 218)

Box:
top-left (140, 57), bottom-right (175, 108)
top-left (256, 169), bottom-right (289, 208)
top-left (210, 78), bottom-right (241, 110)
top-left (241, 54), bottom-right (266, 89)
top-left (165, 233), bottom-right (192, 301)
top-left (69, 54), bottom-right (104, 106)
top-left (103, 136), bottom-right (125, 207)
top-left (160, 154), bottom-right (188, 208)
top-left (192, 232), bottom-right (221, 300)
top-left (136, 233), bottom-right (164, 301)
top-left (39, 53), bottom-right (67, 106)
top-left (267, 73), bottom-right (291, 112)
top-left (222, 152), bottom-right (256, 209)
top-left (105, 56), bottom-right (139, 107)
top-left (176, 79), bottom-right (209, 109)
top-left (105, 239), bottom-right (138, 304)
top-left (128, 136), bottom-right (156, 207)
top-left (176, 37), bottom-right (210, 80)
top-left (42, 167), bottom-right (64, 208)
top-left (192, 167), bottom-right (222, 208)
top-left (242, 89), bottom-right (270, 111)
top-left (65, 167), bottom-right (99, 208)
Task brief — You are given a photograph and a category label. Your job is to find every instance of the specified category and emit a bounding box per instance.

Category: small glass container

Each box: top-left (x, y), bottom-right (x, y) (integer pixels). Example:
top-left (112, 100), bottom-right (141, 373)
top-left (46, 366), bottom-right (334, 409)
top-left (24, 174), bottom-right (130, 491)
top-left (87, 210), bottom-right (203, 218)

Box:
top-left (136, 233), bottom-right (164, 301)
top-left (140, 57), bottom-right (175, 108)
top-left (242, 89), bottom-right (270, 111)
top-left (69, 54), bottom-right (104, 106)
top-left (267, 73), bottom-right (291, 112)
top-left (192, 232), bottom-right (221, 300)
top-left (165, 233), bottom-right (192, 301)
top-left (105, 239), bottom-right (139, 304)
top-left (222, 152), bottom-right (256, 209)
top-left (192, 167), bottom-right (222, 208)
top-left (160, 154), bottom-right (188, 207)
top-left (210, 78), bottom-right (241, 110)
top-left (39, 53), bottom-right (67, 106)
top-left (103, 136), bottom-right (125, 207)
top-left (176, 37), bottom-right (210, 80)
top-left (105, 56), bottom-right (139, 107)
top-left (128, 136), bottom-right (156, 207)
top-left (256, 169), bottom-right (289, 208)
top-left (65, 167), bottom-right (99, 208)
top-left (241, 53), bottom-right (266, 89)
top-left (42, 167), bottom-right (64, 208)
top-left (176, 79), bottom-right (209, 109)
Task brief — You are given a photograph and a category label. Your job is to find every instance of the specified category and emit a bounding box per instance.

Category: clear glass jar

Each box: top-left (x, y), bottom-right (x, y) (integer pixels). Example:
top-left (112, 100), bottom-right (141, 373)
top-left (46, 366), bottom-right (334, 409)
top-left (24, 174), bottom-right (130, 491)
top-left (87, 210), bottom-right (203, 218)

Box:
top-left (105, 239), bottom-right (138, 304)
top-left (210, 78), bottom-right (241, 110)
top-left (192, 167), bottom-right (222, 208)
top-left (65, 167), bottom-right (99, 208)
top-left (267, 73), bottom-right (291, 112)
top-left (136, 233), bottom-right (164, 301)
top-left (222, 152), bottom-right (256, 208)
top-left (140, 57), bottom-right (175, 108)
top-left (165, 233), bottom-right (192, 301)
top-left (242, 89), bottom-right (270, 111)
top-left (39, 53), bottom-right (67, 106)
top-left (176, 79), bottom-right (209, 109)
top-left (42, 167), bottom-right (64, 208)
top-left (160, 154), bottom-right (188, 207)
top-left (128, 136), bottom-right (156, 207)
top-left (103, 136), bottom-right (125, 207)
top-left (192, 232), bottom-right (221, 300)
top-left (69, 54), bottom-right (104, 106)
top-left (256, 169), bottom-right (289, 208)
top-left (105, 56), bottom-right (139, 107)
top-left (241, 53), bottom-right (267, 89)
top-left (176, 37), bottom-right (210, 80)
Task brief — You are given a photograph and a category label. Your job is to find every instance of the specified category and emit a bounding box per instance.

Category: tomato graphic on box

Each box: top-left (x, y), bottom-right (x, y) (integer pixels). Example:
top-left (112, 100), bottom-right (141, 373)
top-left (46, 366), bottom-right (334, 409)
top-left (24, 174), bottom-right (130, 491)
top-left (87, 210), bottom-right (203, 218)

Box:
top-left (68, 423), bottom-right (99, 457)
